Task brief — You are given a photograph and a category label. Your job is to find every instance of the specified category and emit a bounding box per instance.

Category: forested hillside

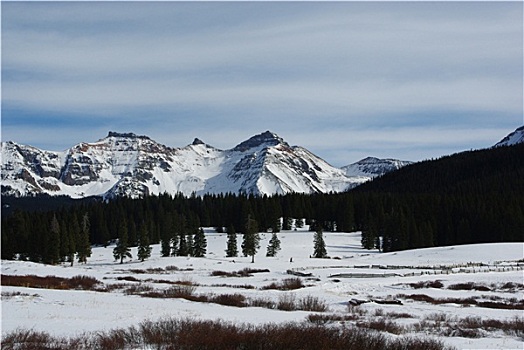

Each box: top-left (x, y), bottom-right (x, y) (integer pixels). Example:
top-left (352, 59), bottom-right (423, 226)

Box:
top-left (2, 144), bottom-right (522, 262)
top-left (352, 143), bottom-right (524, 251)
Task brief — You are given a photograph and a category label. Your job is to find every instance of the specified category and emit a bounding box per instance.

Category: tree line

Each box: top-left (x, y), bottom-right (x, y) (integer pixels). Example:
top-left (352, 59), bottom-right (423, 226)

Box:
top-left (2, 143), bottom-right (523, 262)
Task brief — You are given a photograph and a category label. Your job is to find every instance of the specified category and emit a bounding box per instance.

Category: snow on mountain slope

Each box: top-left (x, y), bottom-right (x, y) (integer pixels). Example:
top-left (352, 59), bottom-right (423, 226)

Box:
top-left (2, 131), bottom-right (379, 198)
top-left (341, 156), bottom-right (412, 178)
top-left (494, 125), bottom-right (524, 147)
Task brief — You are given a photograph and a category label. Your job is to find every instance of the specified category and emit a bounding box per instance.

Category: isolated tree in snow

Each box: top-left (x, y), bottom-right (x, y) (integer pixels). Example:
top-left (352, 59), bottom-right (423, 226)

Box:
top-left (192, 227), bottom-right (207, 257)
top-left (313, 227), bottom-right (327, 258)
top-left (113, 219), bottom-right (132, 264)
top-left (266, 232), bottom-right (281, 257)
top-left (225, 224), bottom-right (238, 257)
top-left (77, 213), bottom-right (92, 264)
top-left (137, 224), bottom-right (152, 262)
top-left (242, 214), bottom-right (260, 263)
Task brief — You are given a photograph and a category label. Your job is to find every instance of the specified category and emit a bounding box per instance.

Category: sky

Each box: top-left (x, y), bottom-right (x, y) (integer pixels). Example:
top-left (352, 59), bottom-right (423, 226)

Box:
top-left (1, 1), bottom-right (523, 167)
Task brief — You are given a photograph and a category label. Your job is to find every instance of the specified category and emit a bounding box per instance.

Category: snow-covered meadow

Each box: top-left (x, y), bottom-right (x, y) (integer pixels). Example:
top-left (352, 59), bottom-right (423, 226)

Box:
top-left (2, 227), bottom-right (523, 349)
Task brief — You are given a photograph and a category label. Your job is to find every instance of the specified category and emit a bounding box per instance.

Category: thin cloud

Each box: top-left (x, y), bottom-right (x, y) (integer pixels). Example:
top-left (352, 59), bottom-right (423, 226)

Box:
top-left (2, 2), bottom-right (522, 165)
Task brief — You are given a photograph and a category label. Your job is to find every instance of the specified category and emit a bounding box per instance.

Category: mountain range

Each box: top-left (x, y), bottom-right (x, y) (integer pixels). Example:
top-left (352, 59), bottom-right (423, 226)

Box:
top-left (2, 126), bottom-right (521, 199)
top-left (1, 131), bottom-right (411, 198)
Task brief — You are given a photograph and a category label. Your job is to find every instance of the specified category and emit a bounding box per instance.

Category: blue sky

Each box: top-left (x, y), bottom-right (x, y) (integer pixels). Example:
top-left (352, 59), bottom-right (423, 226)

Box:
top-left (2, 1), bottom-right (522, 167)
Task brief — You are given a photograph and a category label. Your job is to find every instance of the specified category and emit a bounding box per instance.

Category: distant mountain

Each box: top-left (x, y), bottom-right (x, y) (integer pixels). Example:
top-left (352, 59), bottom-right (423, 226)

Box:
top-left (341, 157), bottom-right (412, 178)
top-left (1, 131), bottom-right (408, 199)
top-left (494, 125), bottom-right (524, 147)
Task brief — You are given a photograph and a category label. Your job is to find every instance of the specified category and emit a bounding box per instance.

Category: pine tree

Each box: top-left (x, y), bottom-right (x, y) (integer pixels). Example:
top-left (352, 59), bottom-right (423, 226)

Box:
top-left (282, 216), bottom-right (292, 230)
top-left (186, 233), bottom-right (194, 256)
top-left (193, 227), bottom-right (207, 257)
top-left (241, 214), bottom-right (260, 263)
top-left (77, 213), bottom-right (92, 264)
top-left (295, 218), bottom-right (304, 229)
top-left (177, 233), bottom-right (189, 256)
top-left (313, 227), bottom-right (327, 258)
top-left (45, 214), bottom-right (61, 265)
top-left (160, 215), bottom-right (173, 257)
top-left (113, 219), bottom-right (132, 264)
top-left (266, 232), bottom-right (281, 257)
top-left (225, 224), bottom-right (238, 257)
top-left (137, 224), bottom-right (152, 262)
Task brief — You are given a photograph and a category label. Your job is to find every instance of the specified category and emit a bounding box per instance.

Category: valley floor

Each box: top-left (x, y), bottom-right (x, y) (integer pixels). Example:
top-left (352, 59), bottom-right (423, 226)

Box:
top-left (2, 229), bottom-right (523, 349)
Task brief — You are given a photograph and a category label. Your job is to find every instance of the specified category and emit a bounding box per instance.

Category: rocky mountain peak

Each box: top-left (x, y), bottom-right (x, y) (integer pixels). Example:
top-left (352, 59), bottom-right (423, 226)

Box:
top-left (106, 131), bottom-right (151, 140)
top-left (192, 138), bottom-right (206, 146)
top-left (1, 130), bottom-right (410, 199)
top-left (233, 131), bottom-right (288, 152)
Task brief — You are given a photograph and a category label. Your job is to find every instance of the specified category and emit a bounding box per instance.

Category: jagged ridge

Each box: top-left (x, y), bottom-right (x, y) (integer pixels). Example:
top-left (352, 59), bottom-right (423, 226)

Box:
top-left (2, 130), bottom-right (410, 198)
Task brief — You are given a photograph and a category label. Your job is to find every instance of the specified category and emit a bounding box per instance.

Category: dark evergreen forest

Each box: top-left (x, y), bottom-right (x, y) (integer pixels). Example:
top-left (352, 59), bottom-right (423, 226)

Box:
top-left (2, 143), bottom-right (523, 262)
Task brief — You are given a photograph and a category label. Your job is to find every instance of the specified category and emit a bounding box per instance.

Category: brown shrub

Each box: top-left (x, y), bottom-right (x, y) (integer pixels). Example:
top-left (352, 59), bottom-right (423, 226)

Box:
top-left (448, 282), bottom-right (490, 291)
top-left (298, 295), bottom-right (329, 312)
top-left (116, 276), bottom-right (140, 282)
top-left (261, 277), bottom-right (305, 291)
top-left (210, 293), bottom-right (247, 307)
top-left (408, 280), bottom-right (444, 289)
top-left (1, 274), bottom-right (101, 291)
top-left (1, 318), bottom-right (452, 350)
top-left (277, 293), bottom-right (297, 311)
top-left (357, 319), bottom-right (405, 335)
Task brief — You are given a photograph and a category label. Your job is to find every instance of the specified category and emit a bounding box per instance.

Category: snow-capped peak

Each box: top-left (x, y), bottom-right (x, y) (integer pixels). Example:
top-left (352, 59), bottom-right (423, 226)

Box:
top-left (1, 131), bottom-right (409, 199)
top-left (341, 157), bottom-right (412, 178)
top-left (494, 126), bottom-right (524, 147)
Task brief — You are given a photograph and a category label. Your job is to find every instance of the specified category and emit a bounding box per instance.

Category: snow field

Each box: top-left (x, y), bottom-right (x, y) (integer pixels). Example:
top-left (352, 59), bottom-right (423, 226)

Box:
top-left (2, 228), bottom-right (523, 349)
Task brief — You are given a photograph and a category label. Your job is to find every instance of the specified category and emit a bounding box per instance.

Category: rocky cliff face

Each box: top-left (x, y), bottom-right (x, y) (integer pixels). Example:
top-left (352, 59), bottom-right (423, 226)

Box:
top-left (1, 131), bottom-right (408, 198)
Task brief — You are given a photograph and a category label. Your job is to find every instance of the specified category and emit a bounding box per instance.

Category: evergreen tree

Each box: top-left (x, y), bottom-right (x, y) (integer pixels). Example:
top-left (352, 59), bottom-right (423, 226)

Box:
top-left (45, 214), bottom-right (61, 265)
top-left (77, 213), bottom-right (92, 264)
top-left (193, 227), bottom-right (207, 257)
top-left (137, 224), bottom-right (152, 262)
top-left (266, 232), bottom-right (281, 257)
top-left (186, 233), bottom-right (194, 256)
top-left (271, 218), bottom-right (281, 233)
top-left (161, 238), bottom-right (171, 257)
top-left (225, 224), bottom-right (238, 257)
top-left (313, 227), bottom-right (327, 258)
top-left (113, 219), bottom-right (132, 264)
top-left (242, 214), bottom-right (260, 263)
top-left (295, 218), bottom-right (304, 229)
top-left (282, 216), bottom-right (293, 230)
top-left (160, 215), bottom-right (173, 257)
top-left (177, 233), bottom-right (189, 256)
top-left (60, 218), bottom-right (70, 263)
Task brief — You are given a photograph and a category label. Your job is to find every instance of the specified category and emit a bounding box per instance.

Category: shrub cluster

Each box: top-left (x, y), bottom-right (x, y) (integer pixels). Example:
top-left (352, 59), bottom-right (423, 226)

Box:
top-left (415, 314), bottom-right (524, 339)
top-left (210, 268), bottom-right (270, 277)
top-left (397, 294), bottom-right (524, 310)
top-left (261, 277), bottom-right (305, 291)
top-left (1, 274), bottom-right (101, 291)
top-left (1, 318), bottom-right (452, 350)
top-left (407, 280), bottom-right (444, 289)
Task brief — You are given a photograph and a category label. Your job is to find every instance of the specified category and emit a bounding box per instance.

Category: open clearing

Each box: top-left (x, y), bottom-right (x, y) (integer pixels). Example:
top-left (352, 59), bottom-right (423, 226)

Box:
top-left (2, 228), bottom-right (523, 349)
